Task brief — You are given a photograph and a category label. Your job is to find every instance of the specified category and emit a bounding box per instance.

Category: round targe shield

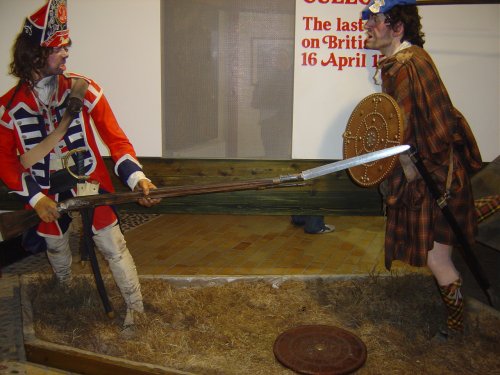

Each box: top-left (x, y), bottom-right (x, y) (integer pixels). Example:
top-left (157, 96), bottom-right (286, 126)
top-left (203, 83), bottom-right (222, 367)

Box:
top-left (343, 93), bottom-right (403, 187)
top-left (273, 325), bottom-right (367, 375)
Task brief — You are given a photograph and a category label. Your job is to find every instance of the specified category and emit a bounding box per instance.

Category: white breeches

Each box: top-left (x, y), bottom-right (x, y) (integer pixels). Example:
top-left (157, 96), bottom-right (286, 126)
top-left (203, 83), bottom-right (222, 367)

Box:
top-left (45, 224), bottom-right (144, 312)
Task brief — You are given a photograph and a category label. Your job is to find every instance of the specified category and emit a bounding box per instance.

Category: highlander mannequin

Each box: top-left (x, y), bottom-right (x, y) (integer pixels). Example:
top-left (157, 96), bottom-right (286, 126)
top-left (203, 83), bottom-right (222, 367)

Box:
top-left (362, 0), bottom-right (482, 338)
top-left (0, 0), bottom-right (160, 329)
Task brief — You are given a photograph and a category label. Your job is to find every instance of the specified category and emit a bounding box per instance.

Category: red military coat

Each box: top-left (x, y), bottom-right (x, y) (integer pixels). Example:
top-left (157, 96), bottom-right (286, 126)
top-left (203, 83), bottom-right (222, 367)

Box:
top-left (0, 72), bottom-right (144, 237)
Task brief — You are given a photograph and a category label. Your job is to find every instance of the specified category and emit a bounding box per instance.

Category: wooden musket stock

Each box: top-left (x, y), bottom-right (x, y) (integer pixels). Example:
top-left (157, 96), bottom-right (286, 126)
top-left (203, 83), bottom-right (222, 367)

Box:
top-left (0, 176), bottom-right (304, 242)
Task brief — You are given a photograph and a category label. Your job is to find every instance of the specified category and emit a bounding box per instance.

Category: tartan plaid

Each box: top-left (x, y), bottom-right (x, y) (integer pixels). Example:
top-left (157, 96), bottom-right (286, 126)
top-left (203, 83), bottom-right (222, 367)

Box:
top-left (380, 46), bottom-right (479, 269)
top-left (439, 278), bottom-right (464, 332)
top-left (474, 195), bottom-right (500, 223)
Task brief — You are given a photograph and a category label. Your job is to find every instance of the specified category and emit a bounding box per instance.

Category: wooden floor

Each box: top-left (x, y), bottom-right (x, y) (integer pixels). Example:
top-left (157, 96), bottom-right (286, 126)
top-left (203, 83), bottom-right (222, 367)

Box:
top-left (124, 214), bottom-right (418, 277)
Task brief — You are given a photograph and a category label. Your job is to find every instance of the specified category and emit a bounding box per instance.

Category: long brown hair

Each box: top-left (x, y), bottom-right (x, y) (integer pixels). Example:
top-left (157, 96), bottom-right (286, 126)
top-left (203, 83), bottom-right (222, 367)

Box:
top-left (385, 5), bottom-right (425, 48)
top-left (9, 32), bottom-right (52, 87)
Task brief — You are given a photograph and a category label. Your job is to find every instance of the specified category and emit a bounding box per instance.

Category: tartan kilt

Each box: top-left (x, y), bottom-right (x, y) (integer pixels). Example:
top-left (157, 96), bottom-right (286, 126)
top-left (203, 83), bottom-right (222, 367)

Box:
top-left (384, 157), bottom-right (477, 270)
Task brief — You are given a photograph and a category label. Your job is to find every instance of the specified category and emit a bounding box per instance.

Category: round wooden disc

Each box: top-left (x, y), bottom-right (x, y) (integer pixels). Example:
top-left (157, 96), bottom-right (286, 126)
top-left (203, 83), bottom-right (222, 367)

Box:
top-left (273, 325), bottom-right (367, 375)
top-left (343, 93), bottom-right (404, 187)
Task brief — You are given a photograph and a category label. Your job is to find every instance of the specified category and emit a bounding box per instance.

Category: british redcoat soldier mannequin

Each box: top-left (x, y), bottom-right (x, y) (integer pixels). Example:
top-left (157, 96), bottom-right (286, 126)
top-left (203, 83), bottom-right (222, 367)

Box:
top-left (0, 0), bottom-right (160, 330)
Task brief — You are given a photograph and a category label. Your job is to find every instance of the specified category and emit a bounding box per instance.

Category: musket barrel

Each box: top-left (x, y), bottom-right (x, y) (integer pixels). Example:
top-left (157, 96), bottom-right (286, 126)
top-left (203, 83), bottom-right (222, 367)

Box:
top-left (0, 177), bottom-right (304, 242)
top-left (58, 178), bottom-right (292, 212)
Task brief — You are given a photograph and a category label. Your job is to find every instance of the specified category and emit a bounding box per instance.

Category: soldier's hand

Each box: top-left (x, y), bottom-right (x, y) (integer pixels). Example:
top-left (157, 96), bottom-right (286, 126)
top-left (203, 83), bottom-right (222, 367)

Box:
top-left (34, 196), bottom-right (60, 223)
top-left (136, 179), bottom-right (161, 207)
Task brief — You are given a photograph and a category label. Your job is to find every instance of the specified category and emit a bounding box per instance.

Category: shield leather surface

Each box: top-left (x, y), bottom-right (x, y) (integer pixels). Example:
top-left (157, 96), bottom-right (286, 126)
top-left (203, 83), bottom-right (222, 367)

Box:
top-left (343, 93), bottom-right (404, 187)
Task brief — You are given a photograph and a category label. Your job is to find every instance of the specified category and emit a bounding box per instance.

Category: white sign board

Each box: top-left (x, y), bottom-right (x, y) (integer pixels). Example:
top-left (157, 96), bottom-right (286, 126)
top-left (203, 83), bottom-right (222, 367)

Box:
top-left (293, 1), bottom-right (499, 161)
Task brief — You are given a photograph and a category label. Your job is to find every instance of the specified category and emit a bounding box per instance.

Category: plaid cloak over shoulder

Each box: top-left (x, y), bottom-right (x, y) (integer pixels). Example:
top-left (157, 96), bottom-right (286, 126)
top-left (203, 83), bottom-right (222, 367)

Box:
top-left (379, 46), bottom-right (482, 270)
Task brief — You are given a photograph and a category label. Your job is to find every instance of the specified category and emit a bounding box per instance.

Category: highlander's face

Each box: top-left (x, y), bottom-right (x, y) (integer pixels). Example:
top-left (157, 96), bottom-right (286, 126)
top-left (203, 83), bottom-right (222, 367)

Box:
top-left (363, 13), bottom-right (395, 54)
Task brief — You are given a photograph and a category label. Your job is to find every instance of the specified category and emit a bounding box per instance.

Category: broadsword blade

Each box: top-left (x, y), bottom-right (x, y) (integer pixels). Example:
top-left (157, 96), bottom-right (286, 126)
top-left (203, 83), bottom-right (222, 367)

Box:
top-left (300, 145), bottom-right (410, 180)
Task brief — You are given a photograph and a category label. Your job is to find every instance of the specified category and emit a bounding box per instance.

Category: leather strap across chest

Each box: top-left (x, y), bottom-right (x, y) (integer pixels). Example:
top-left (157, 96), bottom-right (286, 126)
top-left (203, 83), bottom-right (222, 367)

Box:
top-left (20, 78), bottom-right (89, 169)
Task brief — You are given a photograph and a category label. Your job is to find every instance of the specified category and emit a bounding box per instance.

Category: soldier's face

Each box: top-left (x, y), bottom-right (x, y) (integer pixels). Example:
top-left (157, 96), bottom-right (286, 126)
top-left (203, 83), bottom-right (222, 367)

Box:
top-left (364, 13), bottom-right (397, 55)
top-left (41, 45), bottom-right (69, 77)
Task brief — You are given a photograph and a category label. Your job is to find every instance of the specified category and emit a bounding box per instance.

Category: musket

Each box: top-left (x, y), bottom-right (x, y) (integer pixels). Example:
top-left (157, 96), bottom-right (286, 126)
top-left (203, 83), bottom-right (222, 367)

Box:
top-left (2, 180), bottom-right (298, 243)
top-left (0, 145), bottom-right (410, 243)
